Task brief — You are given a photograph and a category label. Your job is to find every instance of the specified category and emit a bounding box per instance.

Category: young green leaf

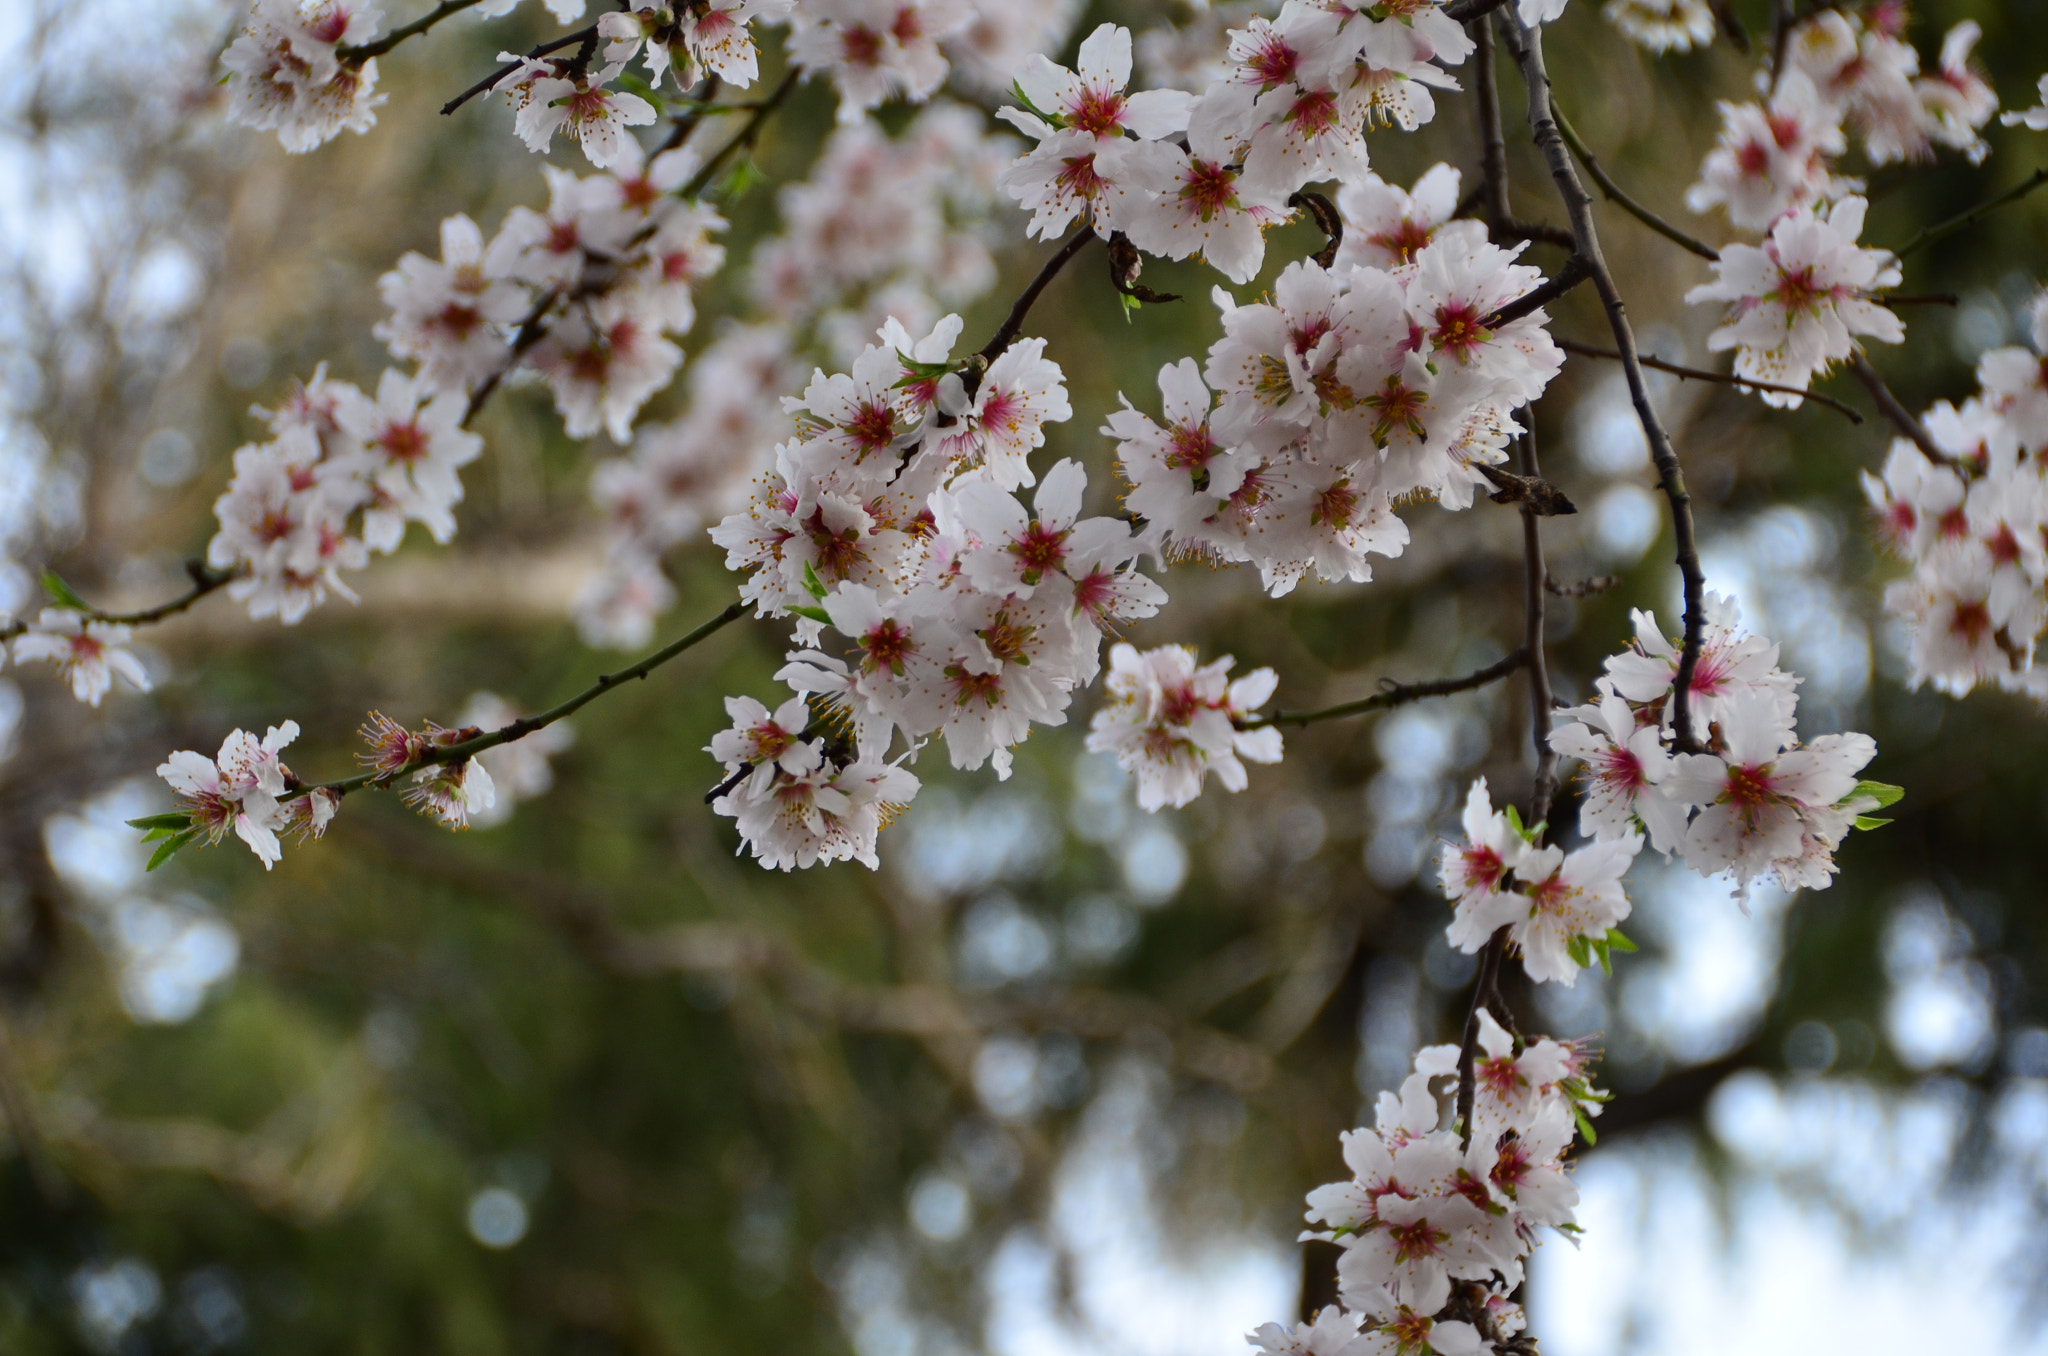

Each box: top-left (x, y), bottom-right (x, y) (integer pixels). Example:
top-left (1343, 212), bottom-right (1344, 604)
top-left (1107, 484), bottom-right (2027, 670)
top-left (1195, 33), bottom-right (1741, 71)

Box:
top-left (801, 561), bottom-right (829, 601)
top-left (1849, 780), bottom-right (1904, 809)
top-left (126, 812), bottom-right (194, 832)
top-left (1604, 927), bottom-right (1638, 954)
top-left (40, 568), bottom-right (88, 611)
top-left (146, 828), bottom-right (199, 872)
top-left (790, 605), bottom-right (832, 626)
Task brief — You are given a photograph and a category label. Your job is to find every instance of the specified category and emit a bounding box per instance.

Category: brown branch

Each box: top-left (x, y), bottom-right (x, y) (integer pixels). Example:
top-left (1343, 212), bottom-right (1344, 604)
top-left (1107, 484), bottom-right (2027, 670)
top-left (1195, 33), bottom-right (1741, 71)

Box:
top-left (339, 0), bottom-right (484, 63)
top-left (1240, 650), bottom-right (1529, 730)
top-left (1455, 934), bottom-right (1510, 1148)
top-left (1556, 337), bottom-right (1866, 424)
top-left (1471, 18), bottom-right (1513, 232)
top-left (0, 561), bottom-right (238, 642)
top-left (1288, 191), bottom-right (1342, 269)
top-left (972, 224), bottom-right (1098, 372)
top-left (1548, 98), bottom-right (1721, 263)
top-left (1516, 426), bottom-right (1560, 824)
top-left (440, 27), bottom-right (596, 117)
top-left (1483, 253), bottom-right (1591, 328)
top-left (1846, 351), bottom-right (1956, 466)
top-left (1505, 17), bottom-right (1709, 751)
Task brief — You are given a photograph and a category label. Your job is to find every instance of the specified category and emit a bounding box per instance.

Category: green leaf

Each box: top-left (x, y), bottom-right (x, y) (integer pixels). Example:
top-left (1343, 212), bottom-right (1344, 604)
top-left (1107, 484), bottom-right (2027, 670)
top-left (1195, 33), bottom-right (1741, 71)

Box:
top-left (801, 561), bottom-right (829, 601)
top-left (716, 155), bottom-right (764, 202)
top-left (1572, 1104), bottom-right (1599, 1145)
top-left (613, 70), bottom-right (661, 105)
top-left (1853, 815), bottom-right (1894, 831)
top-left (891, 355), bottom-right (955, 384)
top-left (789, 605), bottom-right (832, 625)
top-left (126, 812), bottom-right (193, 832)
top-left (145, 829), bottom-right (199, 872)
top-left (1566, 933), bottom-right (1592, 969)
top-left (1007, 80), bottom-right (1051, 121)
top-left (1118, 292), bottom-right (1141, 323)
top-left (1604, 927), bottom-right (1638, 954)
top-left (1595, 937), bottom-right (1614, 976)
top-left (1850, 780), bottom-right (1904, 809)
top-left (40, 568), bottom-right (87, 611)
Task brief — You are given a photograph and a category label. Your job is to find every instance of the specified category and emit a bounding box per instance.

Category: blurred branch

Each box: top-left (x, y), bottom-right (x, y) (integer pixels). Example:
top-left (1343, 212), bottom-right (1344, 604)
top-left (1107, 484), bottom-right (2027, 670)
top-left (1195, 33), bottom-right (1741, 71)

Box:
top-left (1240, 649), bottom-right (1529, 730)
top-left (677, 65), bottom-right (803, 199)
top-left (1547, 573), bottom-right (1622, 597)
top-left (1891, 165), bottom-right (2048, 261)
top-left (1556, 337), bottom-right (1867, 424)
top-left (1548, 99), bottom-right (1721, 262)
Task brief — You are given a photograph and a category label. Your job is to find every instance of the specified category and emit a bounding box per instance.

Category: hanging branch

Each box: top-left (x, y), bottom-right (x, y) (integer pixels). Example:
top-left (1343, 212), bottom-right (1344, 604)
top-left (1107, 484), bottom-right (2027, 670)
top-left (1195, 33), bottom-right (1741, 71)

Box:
top-left (1505, 18), bottom-right (1712, 755)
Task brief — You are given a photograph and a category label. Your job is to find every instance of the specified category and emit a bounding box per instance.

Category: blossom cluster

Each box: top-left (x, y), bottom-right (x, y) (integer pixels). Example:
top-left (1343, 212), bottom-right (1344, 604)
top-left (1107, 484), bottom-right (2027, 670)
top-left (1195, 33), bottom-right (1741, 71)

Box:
top-left (1108, 167), bottom-right (1564, 595)
top-left (220, 0), bottom-right (385, 154)
top-left (151, 723), bottom-right (337, 871)
top-left (210, 142), bottom-right (725, 624)
top-left (1085, 643), bottom-right (1282, 811)
top-left (1866, 293), bottom-right (2048, 698)
top-left (1251, 1014), bottom-right (1600, 1356)
top-left (1683, 10), bottom-right (1995, 230)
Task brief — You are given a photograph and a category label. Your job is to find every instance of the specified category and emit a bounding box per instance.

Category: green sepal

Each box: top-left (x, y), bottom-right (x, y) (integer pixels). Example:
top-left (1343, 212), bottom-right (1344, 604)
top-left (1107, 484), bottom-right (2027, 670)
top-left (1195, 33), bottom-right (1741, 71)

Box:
top-left (789, 605), bottom-right (832, 625)
top-left (1007, 81), bottom-right (1052, 122)
top-left (40, 568), bottom-right (87, 611)
top-left (146, 829), bottom-right (199, 872)
top-left (1604, 927), bottom-right (1638, 955)
top-left (1572, 1104), bottom-right (1599, 1145)
top-left (613, 70), bottom-right (662, 106)
top-left (1566, 933), bottom-right (1592, 969)
top-left (126, 813), bottom-right (194, 832)
top-left (1849, 780), bottom-right (1904, 810)
top-left (801, 561), bottom-right (829, 601)
top-left (1118, 292), bottom-right (1141, 322)
top-left (1854, 815), bottom-right (1894, 830)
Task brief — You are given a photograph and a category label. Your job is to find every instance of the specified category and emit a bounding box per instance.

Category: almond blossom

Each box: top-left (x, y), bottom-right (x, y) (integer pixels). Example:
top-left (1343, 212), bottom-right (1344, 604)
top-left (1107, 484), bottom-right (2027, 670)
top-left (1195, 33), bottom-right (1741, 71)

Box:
top-left (787, 0), bottom-right (971, 124)
top-left (1098, 88), bottom-right (1292, 284)
top-left (504, 61), bottom-right (656, 170)
top-left (375, 214), bottom-right (531, 395)
top-left (1684, 73), bottom-right (1849, 232)
top-left (156, 723), bottom-right (303, 870)
top-left (335, 369), bottom-right (483, 549)
top-left (1084, 643), bottom-right (1282, 810)
top-left (1605, 0), bottom-right (1716, 53)
top-left (1685, 196), bottom-right (1902, 407)
top-left (597, 0), bottom-right (790, 90)
top-left (11, 611), bottom-right (152, 707)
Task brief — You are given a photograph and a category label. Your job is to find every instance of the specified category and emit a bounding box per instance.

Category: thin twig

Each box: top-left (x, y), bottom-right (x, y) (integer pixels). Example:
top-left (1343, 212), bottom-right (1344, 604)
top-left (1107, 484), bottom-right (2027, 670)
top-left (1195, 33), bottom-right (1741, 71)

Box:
top-left (461, 286), bottom-right (560, 427)
top-left (1891, 166), bottom-right (2048, 262)
top-left (678, 65), bottom-right (802, 200)
top-left (1506, 18), bottom-right (1711, 753)
top-left (299, 600), bottom-right (751, 797)
top-left (1472, 18), bottom-right (1512, 232)
top-left (340, 0), bottom-right (484, 63)
top-left (1456, 933), bottom-right (1510, 1149)
top-left (1845, 351), bottom-right (1956, 465)
top-left (1239, 650), bottom-right (1529, 730)
top-left (1547, 574), bottom-right (1622, 598)
top-left (972, 225), bottom-right (1098, 371)
top-left (655, 73), bottom-right (722, 154)
top-left (1483, 253), bottom-right (1591, 328)
top-left (1556, 337), bottom-right (1866, 424)
top-left (440, 27), bottom-right (595, 116)
top-left (1879, 292), bottom-right (1958, 307)
top-left (1768, 0), bottom-right (1795, 94)
top-left (0, 562), bottom-right (239, 641)
top-left (1516, 427), bottom-right (1560, 824)
top-left (1549, 99), bottom-right (1721, 262)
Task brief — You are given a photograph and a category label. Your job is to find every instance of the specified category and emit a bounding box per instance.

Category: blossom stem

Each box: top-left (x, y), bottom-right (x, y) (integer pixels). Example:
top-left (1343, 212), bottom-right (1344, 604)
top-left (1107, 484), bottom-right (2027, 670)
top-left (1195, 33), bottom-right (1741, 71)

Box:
top-left (1845, 351), bottom-right (1957, 466)
top-left (0, 561), bottom-right (239, 642)
top-left (1548, 100), bottom-right (1721, 263)
top-left (1507, 18), bottom-right (1711, 754)
top-left (1554, 337), bottom-right (1866, 424)
top-left (972, 224), bottom-right (1098, 371)
top-left (462, 285), bottom-right (562, 427)
top-left (1891, 165), bottom-right (2048, 262)
top-left (440, 26), bottom-right (598, 117)
top-left (678, 65), bottom-right (803, 201)
top-left (339, 0), bottom-right (485, 64)
top-left (1238, 650), bottom-right (1529, 730)
top-left (300, 599), bottom-right (751, 797)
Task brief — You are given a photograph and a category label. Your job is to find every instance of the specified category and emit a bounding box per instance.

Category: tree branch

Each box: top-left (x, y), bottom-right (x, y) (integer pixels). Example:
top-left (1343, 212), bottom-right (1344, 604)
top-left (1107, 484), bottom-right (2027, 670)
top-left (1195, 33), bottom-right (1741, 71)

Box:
top-left (1548, 99), bottom-right (1721, 262)
top-left (440, 27), bottom-right (597, 116)
top-left (299, 599), bottom-right (750, 797)
top-left (1555, 337), bottom-right (1866, 424)
top-left (1845, 351), bottom-right (1957, 466)
top-left (339, 0), bottom-right (485, 63)
top-left (1240, 650), bottom-right (1529, 730)
top-left (972, 225), bottom-right (1098, 371)
top-left (1506, 19), bottom-right (1711, 753)
top-left (1483, 253), bottom-right (1591, 328)
top-left (1891, 165), bottom-right (2048, 262)
top-left (0, 561), bottom-right (239, 642)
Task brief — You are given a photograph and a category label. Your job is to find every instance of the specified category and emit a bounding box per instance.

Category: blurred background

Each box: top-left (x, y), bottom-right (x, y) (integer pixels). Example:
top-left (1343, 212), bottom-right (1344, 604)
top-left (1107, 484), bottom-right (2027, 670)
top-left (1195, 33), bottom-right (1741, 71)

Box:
top-left (2, 0), bottom-right (2046, 1350)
